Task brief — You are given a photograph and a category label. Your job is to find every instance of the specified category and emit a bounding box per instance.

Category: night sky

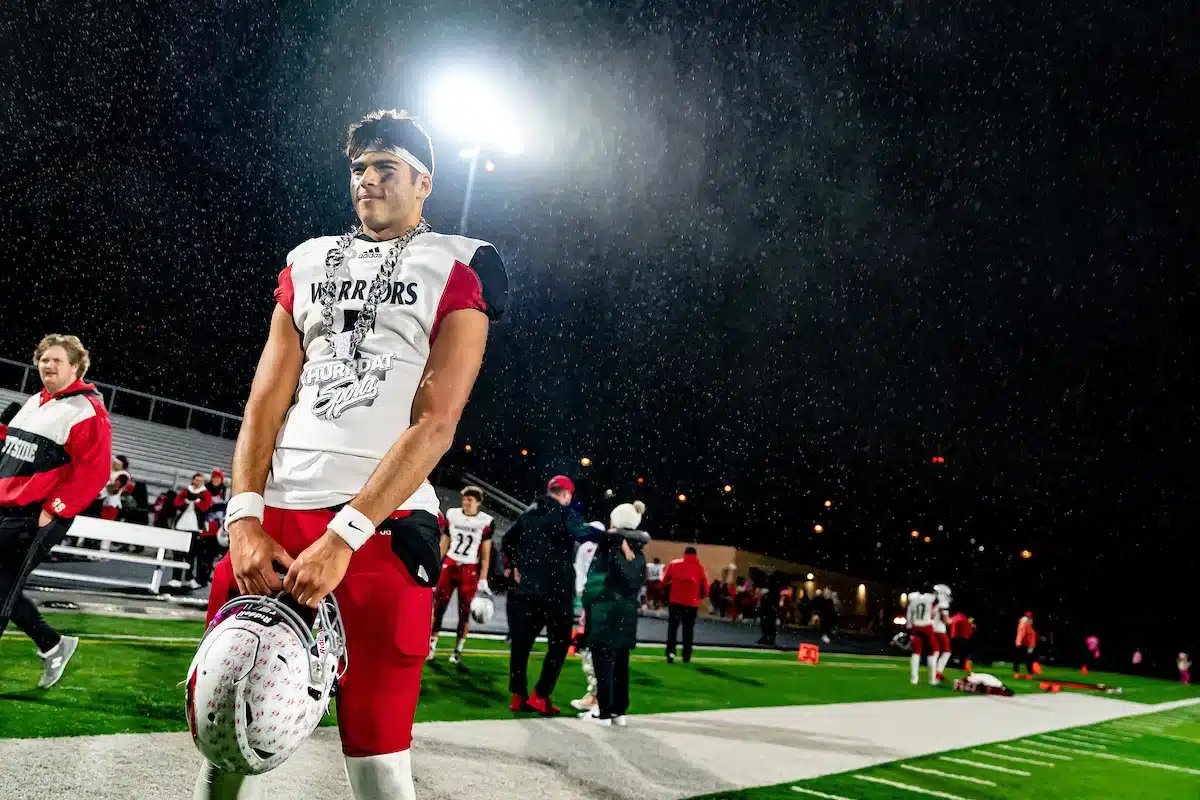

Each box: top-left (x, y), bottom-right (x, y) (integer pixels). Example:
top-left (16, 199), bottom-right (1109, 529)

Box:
top-left (1, 2), bottom-right (1194, 665)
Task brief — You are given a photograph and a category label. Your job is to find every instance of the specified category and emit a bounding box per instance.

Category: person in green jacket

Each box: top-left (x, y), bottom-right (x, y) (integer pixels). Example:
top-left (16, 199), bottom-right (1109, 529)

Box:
top-left (578, 501), bottom-right (649, 727)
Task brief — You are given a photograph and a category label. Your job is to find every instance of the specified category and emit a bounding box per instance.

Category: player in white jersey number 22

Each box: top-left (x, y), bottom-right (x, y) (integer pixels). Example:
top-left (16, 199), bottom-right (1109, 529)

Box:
top-left (429, 485), bottom-right (495, 663)
top-left (191, 110), bottom-right (507, 800)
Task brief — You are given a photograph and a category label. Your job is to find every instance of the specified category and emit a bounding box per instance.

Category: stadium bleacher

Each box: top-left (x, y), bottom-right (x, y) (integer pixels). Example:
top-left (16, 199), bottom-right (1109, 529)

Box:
top-left (0, 387), bottom-right (232, 497)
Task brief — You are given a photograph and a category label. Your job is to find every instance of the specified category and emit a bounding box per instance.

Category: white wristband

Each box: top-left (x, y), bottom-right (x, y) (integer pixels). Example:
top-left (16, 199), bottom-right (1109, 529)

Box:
top-left (328, 505), bottom-right (375, 551)
top-left (225, 492), bottom-right (265, 529)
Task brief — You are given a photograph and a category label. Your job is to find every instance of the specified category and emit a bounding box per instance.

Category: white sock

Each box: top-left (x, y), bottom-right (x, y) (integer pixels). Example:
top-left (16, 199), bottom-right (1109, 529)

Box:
top-left (193, 760), bottom-right (261, 800)
top-left (345, 750), bottom-right (416, 800)
top-left (428, 635), bottom-right (437, 650)
top-left (910, 653), bottom-right (921, 682)
top-left (938, 650), bottom-right (952, 675)
top-left (454, 636), bottom-right (465, 653)
top-left (927, 654), bottom-right (939, 680)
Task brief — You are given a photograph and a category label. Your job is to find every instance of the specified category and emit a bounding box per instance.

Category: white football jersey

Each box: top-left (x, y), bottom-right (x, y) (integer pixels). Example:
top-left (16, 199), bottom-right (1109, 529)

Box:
top-left (443, 507), bottom-right (494, 565)
top-left (933, 585), bottom-right (952, 633)
top-left (264, 232), bottom-right (506, 513)
top-left (646, 562), bottom-right (665, 582)
top-left (907, 591), bottom-right (939, 627)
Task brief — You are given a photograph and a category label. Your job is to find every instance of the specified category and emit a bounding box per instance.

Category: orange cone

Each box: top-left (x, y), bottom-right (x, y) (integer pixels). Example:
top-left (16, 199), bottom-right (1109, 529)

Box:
top-left (1032, 661), bottom-right (1043, 675)
top-left (1081, 665), bottom-right (1088, 676)
top-left (965, 659), bottom-right (973, 672)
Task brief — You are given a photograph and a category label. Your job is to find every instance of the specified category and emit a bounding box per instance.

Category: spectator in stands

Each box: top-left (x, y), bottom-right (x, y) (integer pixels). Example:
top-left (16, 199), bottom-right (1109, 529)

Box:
top-left (204, 469), bottom-right (229, 560)
top-left (0, 333), bottom-right (112, 688)
top-left (168, 473), bottom-right (213, 590)
top-left (152, 490), bottom-right (178, 528)
top-left (663, 546), bottom-right (708, 663)
top-left (708, 578), bottom-right (725, 618)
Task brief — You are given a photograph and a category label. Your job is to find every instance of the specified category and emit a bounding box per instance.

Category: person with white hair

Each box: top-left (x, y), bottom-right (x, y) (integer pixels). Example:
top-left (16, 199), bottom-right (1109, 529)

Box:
top-left (578, 501), bottom-right (648, 727)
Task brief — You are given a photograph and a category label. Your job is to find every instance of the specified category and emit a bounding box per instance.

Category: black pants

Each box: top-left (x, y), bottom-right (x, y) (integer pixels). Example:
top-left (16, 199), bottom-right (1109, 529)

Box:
top-left (1014, 645), bottom-right (1035, 674)
top-left (591, 647), bottom-right (631, 717)
top-left (0, 508), bottom-right (70, 652)
top-left (666, 603), bottom-right (698, 661)
top-left (508, 592), bottom-right (574, 698)
top-left (190, 536), bottom-right (220, 587)
top-left (759, 610), bottom-right (778, 645)
top-left (951, 637), bottom-right (971, 667)
top-left (172, 529), bottom-right (203, 583)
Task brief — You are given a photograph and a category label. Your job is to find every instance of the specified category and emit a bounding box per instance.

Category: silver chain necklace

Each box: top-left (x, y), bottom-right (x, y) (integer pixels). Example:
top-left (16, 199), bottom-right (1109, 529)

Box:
top-left (320, 220), bottom-right (431, 360)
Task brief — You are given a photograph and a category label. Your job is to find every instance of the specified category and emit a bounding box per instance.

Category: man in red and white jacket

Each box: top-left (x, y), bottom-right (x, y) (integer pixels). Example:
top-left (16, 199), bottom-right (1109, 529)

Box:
top-left (0, 334), bottom-right (112, 689)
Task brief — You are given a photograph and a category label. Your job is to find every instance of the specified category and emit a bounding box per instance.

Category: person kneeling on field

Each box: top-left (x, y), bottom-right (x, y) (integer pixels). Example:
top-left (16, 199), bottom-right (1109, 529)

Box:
top-left (578, 502), bottom-right (649, 728)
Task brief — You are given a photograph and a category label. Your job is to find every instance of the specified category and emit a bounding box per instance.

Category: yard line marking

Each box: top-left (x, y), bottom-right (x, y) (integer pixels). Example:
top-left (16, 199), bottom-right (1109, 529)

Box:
top-left (997, 744), bottom-right (1072, 760)
top-left (790, 787), bottom-right (856, 800)
top-left (899, 765), bottom-right (996, 786)
top-left (939, 756), bottom-right (1030, 776)
top-left (1158, 733), bottom-right (1200, 745)
top-left (1025, 740), bottom-right (1200, 773)
top-left (1038, 735), bottom-right (1104, 749)
top-left (1056, 733), bottom-right (1108, 748)
top-left (1028, 741), bottom-right (1095, 756)
top-left (971, 750), bottom-right (1055, 767)
top-left (854, 775), bottom-right (974, 799)
top-left (1069, 730), bottom-right (1129, 743)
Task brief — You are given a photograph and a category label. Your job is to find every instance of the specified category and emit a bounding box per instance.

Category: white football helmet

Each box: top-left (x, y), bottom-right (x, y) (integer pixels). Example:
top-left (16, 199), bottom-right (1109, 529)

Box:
top-left (469, 593), bottom-right (494, 625)
top-left (185, 594), bottom-right (347, 775)
top-left (933, 583), bottom-right (953, 609)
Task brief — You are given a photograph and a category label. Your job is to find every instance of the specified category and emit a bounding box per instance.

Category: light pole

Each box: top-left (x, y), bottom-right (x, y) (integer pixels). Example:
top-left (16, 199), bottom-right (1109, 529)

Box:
top-left (458, 148), bottom-right (481, 235)
top-left (429, 72), bottom-right (523, 236)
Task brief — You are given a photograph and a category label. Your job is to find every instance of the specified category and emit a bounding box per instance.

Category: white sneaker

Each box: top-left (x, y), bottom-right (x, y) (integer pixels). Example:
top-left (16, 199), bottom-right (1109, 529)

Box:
top-left (612, 715), bottom-right (628, 727)
top-left (184, 579), bottom-right (201, 590)
top-left (38, 636), bottom-right (79, 689)
top-left (449, 651), bottom-right (460, 665)
top-left (578, 710), bottom-right (611, 727)
top-left (911, 677), bottom-right (920, 685)
top-left (570, 694), bottom-right (598, 711)
top-left (167, 580), bottom-right (182, 589)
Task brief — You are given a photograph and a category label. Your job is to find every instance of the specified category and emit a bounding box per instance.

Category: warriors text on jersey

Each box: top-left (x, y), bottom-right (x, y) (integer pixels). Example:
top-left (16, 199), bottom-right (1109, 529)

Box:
top-left (266, 232), bottom-right (507, 514)
top-left (443, 507), bottom-right (494, 565)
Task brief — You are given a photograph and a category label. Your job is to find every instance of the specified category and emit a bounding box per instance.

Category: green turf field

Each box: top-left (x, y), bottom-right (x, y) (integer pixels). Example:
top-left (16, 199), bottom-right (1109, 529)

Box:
top-left (692, 707), bottom-right (1200, 799)
top-left (1, 612), bottom-right (1196, 740)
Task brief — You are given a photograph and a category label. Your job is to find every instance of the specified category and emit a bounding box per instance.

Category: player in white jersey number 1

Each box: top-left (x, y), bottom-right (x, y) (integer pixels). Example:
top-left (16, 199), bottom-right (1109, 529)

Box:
top-left (429, 485), bottom-right (495, 663)
top-left (906, 582), bottom-right (943, 685)
top-left (190, 110), bottom-right (507, 800)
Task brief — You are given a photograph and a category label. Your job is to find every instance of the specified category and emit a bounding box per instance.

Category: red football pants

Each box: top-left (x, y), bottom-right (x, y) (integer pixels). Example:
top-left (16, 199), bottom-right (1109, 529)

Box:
top-left (207, 506), bottom-right (432, 756)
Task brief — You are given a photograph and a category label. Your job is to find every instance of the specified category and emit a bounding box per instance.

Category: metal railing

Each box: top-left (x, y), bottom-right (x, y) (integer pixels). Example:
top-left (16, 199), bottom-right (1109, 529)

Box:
top-left (462, 471), bottom-right (530, 517)
top-left (0, 355), bottom-right (242, 439)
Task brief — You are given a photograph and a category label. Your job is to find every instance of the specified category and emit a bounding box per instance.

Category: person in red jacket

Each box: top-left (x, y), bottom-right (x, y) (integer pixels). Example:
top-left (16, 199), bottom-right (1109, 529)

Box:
top-left (663, 546), bottom-right (708, 663)
top-left (169, 473), bottom-right (214, 590)
top-left (1014, 611), bottom-right (1037, 677)
top-left (0, 334), bottom-right (112, 689)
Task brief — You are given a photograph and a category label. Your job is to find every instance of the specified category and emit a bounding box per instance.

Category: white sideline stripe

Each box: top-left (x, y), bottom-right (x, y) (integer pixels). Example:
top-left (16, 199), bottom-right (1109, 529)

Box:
top-left (997, 743), bottom-right (1072, 760)
top-left (791, 787), bottom-right (856, 800)
top-left (1039, 734), bottom-right (1105, 749)
top-left (971, 750), bottom-right (1055, 767)
top-left (899, 765), bottom-right (996, 786)
top-left (938, 756), bottom-right (1030, 776)
top-left (854, 775), bottom-right (974, 800)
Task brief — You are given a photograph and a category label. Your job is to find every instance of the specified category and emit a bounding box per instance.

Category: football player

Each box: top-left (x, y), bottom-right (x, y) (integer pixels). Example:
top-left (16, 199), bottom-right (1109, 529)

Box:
top-left (428, 485), bottom-right (494, 664)
top-left (905, 582), bottom-right (942, 685)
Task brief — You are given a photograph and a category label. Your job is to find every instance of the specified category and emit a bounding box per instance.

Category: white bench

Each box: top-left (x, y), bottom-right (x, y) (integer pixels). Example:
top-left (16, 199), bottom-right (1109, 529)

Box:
top-left (30, 517), bottom-right (194, 594)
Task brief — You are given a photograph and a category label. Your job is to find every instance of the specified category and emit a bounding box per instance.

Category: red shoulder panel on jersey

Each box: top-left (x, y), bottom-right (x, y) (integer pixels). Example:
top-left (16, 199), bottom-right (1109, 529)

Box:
top-left (431, 260), bottom-right (487, 346)
top-left (275, 264), bottom-right (295, 314)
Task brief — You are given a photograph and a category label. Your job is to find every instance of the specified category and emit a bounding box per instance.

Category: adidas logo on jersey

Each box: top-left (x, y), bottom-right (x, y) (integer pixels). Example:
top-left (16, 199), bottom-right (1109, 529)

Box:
top-left (360, 246), bottom-right (382, 259)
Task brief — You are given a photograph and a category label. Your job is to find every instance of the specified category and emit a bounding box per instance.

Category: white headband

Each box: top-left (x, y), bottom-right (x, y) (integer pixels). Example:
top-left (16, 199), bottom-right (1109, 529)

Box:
top-left (360, 139), bottom-right (432, 176)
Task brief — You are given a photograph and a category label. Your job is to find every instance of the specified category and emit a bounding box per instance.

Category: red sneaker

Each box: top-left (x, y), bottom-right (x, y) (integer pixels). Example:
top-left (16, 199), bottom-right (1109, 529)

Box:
top-left (527, 693), bottom-right (561, 716)
top-left (509, 694), bottom-right (531, 712)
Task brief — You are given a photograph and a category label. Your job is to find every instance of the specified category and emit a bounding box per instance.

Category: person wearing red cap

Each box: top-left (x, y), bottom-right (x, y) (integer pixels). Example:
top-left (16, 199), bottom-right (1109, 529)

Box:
top-left (500, 475), bottom-right (648, 715)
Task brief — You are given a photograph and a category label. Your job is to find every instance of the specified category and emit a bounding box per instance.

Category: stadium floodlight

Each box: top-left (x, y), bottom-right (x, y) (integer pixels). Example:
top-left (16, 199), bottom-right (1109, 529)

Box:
top-left (430, 71), bottom-right (525, 234)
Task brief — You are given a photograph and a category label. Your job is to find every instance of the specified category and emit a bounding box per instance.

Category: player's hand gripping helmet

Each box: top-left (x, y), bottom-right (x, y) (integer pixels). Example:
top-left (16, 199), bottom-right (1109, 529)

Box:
top-left (470, 591), bottom-right (495, 625)
top-left (185, 593), bottom-right (347, 775)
